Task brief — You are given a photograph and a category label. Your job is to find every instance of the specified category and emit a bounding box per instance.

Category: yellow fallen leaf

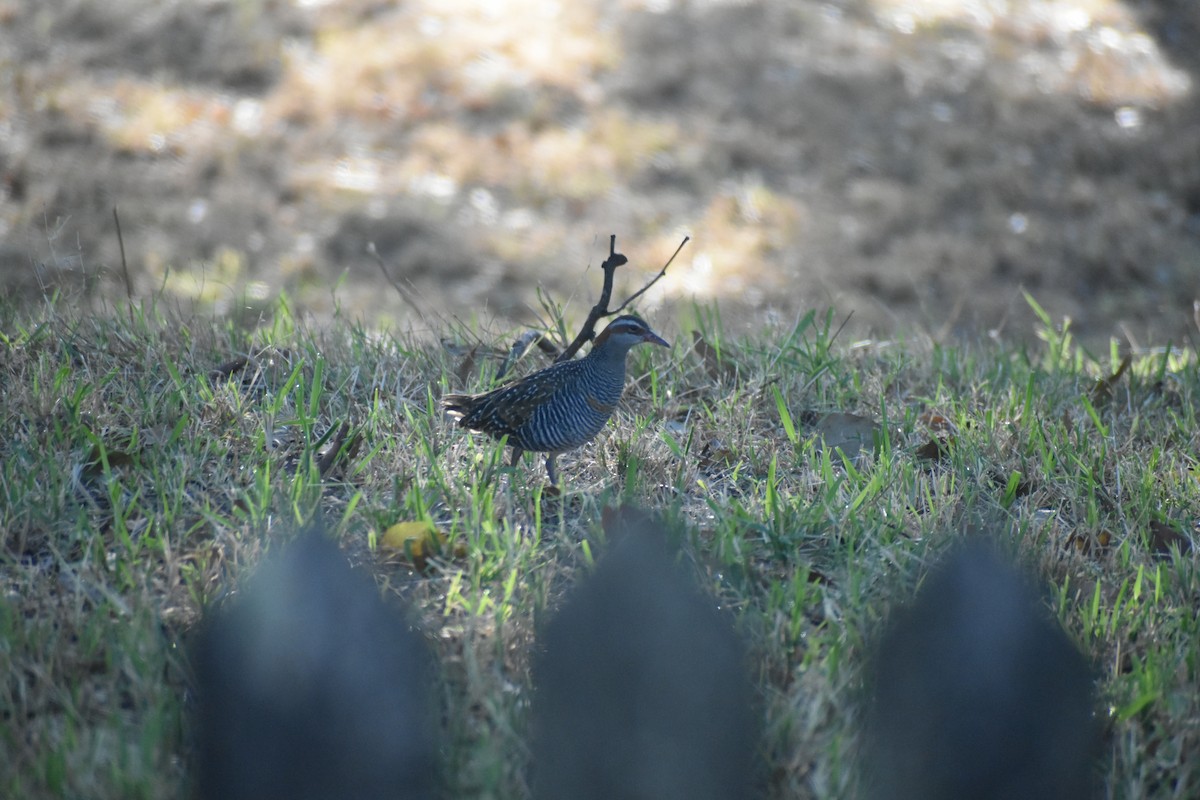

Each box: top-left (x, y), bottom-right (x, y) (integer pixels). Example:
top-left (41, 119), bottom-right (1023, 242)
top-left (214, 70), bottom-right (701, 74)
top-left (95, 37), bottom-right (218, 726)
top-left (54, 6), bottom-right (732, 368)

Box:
top-left (380, 521), bottom-right (443, 559)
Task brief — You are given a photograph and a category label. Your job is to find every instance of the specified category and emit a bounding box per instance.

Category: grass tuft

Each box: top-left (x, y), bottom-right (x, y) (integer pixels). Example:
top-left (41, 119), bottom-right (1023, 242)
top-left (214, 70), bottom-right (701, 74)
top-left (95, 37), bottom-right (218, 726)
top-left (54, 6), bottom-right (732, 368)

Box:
top-left (1, 295), bottom-right (1198, 797)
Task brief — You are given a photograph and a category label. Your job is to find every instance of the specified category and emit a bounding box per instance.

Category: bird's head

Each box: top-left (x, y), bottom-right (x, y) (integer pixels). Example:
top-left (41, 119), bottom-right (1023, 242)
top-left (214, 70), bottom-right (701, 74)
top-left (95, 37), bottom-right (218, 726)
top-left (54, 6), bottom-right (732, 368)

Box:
top-left (593, 315), bottom-right (670, 352)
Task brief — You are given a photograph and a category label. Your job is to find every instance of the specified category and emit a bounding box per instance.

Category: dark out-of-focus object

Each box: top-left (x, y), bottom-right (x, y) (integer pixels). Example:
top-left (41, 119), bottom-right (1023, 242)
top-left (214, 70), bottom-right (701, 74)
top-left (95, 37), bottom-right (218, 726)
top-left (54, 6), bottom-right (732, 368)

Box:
top-left (532, 507), bottom-right (757, 800)
top-left (862, 542), bottom-right (1098, 800)
top-left (192, 531), bottom-right (438, 800)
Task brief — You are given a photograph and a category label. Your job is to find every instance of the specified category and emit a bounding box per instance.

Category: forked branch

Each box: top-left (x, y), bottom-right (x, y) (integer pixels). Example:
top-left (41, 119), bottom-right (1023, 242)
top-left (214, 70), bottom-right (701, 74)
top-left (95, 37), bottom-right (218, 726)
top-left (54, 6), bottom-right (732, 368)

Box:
top-left (612, 235), bottom-right (688, 315)
top-left (555, 234), bottom-right (687, 363)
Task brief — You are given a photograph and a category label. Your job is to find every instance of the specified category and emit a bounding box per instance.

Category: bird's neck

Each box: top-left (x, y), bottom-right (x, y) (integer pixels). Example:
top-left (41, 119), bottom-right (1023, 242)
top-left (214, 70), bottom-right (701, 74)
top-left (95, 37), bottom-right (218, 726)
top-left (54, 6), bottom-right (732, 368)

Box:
top-left (587, 340), bottom-right (632, 366)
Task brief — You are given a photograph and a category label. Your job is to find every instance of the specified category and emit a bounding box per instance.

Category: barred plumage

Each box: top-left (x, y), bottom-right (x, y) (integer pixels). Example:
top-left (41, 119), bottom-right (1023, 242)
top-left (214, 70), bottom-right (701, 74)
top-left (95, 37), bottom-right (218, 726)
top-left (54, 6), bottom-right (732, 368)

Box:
top-left (443, 315), bottom-right (670, 485)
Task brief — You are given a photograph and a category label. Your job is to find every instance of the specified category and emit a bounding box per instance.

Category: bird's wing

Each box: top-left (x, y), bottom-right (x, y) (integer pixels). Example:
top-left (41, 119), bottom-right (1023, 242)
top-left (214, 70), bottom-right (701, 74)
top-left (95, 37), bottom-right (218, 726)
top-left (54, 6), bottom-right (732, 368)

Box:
top-left (460, 365), bottom-right (572, 435)
top-left (482, 374), bottom-right (561, 431)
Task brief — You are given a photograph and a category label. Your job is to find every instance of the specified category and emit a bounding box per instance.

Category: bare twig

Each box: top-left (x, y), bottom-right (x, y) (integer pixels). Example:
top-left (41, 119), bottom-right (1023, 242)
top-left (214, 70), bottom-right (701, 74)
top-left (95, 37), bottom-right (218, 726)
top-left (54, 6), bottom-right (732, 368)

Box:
top-left (112, 206), bottom-right (133, 323)
top-left (534, 335), bottom-right (561, 358)
top-left (453, 345), bottom-right (480, 388)
top-left (316, 421), bottom-right (361, 480)
top-left (829, 309), bottom-right (853, 348)
top-left (370, 241), bottom-right (490, 355)
top-left (555, 235), bottom-right (627, 362)
top-left (555, 234), bottom-right (686, 363)
top-left (613, 235), bottom-right (688, 314)
top-left (367, 242), bottom-right (426, 319)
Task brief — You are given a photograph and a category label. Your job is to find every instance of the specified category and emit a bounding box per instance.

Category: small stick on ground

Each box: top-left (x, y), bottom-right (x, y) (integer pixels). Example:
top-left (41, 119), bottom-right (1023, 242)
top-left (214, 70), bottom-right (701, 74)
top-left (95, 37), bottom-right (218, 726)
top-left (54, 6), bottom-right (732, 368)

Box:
top-left (316, 421), bottom-right (361, 480)
top-left (555, 234), bottom-right (687, 363)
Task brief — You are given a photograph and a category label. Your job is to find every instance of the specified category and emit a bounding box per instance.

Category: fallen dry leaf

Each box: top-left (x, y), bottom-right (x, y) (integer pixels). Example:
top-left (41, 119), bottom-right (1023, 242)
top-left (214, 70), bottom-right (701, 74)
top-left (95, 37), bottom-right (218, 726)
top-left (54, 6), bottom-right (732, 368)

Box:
top-left (381, 521), bottom-right (440, 553)
top-left (814, 412), bottom-right (881, 460)
top-left (698, 437), bottom-right (737, 471)
top-left (209, 355), bottom-right (249, 380)
top-left (1147, 520), bottom-right (1192, 556)
top-left (210, 347), bottom-right (296, 391)
top-left (454, 345), bottom-right (479, 387)
top-left (380, 521), bottom-right (461, 571)
top-left (917, 411), bottom-right (955, 435)
top-left (1067, 529), bottom-right (1114, 556)
top-left (82, 443), bottom-right (136, 478)
top-left (805, 566), bottom-right (834, 586)
top-left (988, 468), bottom-right (1036, 500)
top-left (914, 436), bottom-right (953, 462)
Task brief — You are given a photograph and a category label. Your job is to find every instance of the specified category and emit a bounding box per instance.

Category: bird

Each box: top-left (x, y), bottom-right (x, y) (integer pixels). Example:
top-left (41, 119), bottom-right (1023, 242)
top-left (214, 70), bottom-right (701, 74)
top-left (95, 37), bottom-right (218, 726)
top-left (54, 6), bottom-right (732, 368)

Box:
top-left (442, 314), bottom-right (670, 485)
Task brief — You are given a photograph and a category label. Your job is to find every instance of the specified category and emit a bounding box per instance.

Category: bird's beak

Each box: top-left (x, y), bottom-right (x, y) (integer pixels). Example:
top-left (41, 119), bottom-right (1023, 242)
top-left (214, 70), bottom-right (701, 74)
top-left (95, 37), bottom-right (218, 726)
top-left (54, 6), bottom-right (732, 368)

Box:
top-left (644, 331), bottom-right (670, 348)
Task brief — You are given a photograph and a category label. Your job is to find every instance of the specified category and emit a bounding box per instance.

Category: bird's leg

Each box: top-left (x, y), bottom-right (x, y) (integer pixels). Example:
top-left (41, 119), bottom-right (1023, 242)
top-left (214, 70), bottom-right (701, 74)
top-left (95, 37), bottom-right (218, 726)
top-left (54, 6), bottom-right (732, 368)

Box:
top-left (509, 447), bottom-right (524, 468)
top-left (544, 454), bottom-right (559, 486)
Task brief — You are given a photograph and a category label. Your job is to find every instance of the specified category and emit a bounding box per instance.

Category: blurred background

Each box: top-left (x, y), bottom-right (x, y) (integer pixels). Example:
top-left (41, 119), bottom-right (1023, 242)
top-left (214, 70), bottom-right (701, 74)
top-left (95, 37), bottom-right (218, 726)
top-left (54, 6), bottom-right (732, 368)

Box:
top-left (3, 0), bottom-right (1198, 345)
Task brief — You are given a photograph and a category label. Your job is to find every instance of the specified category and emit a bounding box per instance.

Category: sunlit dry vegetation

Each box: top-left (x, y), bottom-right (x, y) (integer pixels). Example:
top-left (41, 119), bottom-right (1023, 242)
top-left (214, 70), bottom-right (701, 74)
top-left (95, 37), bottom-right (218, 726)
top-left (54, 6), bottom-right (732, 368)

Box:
top-left (5, 0), bottom-right (1196, 342)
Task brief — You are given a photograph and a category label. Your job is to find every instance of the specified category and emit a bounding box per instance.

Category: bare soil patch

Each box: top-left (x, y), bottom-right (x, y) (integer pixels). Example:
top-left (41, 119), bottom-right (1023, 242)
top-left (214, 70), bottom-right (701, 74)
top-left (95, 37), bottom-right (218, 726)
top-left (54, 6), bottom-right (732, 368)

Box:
top-left (3, 0), bottom-right (1199, 346)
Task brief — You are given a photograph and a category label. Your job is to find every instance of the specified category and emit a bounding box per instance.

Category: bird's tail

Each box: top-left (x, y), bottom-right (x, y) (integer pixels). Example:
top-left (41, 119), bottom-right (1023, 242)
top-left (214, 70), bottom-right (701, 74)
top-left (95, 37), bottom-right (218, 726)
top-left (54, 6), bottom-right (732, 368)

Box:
top-left (441, 394), bottom-right (474, 421)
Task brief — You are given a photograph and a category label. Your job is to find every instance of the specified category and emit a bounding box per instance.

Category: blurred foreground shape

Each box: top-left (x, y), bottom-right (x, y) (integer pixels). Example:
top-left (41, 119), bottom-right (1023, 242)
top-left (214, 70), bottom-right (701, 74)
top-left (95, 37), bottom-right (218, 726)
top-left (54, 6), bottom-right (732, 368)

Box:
top-left (532, 508), bottom-right (758, 800)
top-left (191, 531), bottom-right (438, 800)
top-left (862, 542), bottom-right (1099, 800)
